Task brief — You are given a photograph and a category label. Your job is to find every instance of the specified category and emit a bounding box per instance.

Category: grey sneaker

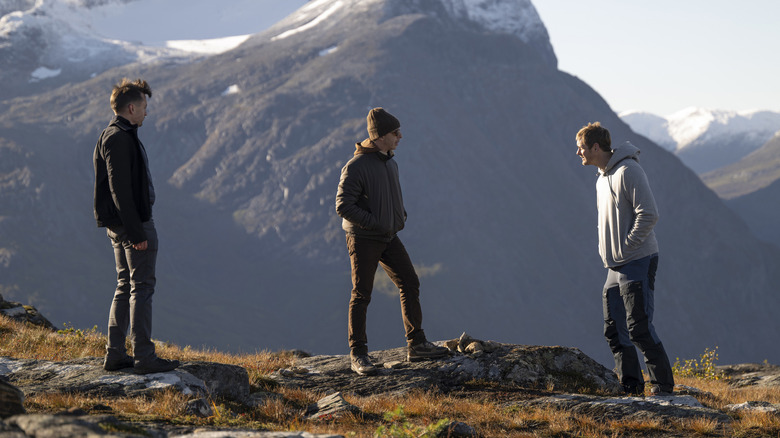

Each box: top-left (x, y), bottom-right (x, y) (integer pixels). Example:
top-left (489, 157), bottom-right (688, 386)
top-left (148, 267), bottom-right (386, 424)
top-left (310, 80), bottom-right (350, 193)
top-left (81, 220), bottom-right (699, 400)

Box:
top-left (350, 355), bottom-right (378, 376)
top-left (407, 341), bottom-right (449, 362)
top-left (133, 357), bottom-right (180, 375)
top-left (103, 354), bottom-right (134, 371)
top-left (649, 385), bottom-right (674, 396)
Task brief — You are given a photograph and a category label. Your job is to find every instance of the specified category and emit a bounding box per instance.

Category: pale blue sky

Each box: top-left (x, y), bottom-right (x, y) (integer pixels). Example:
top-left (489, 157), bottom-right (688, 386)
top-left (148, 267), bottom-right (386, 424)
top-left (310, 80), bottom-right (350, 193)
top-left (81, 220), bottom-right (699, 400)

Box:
top-left (533, 0), bottom-right (780, 115)
top-left (92, 0), bottom-right (780, 116)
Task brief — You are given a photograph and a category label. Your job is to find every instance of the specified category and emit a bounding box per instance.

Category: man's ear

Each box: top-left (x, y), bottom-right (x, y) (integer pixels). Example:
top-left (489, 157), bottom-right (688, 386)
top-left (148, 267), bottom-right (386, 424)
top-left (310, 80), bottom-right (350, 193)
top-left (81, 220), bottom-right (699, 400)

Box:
top-left (592, 143), bottom-right (599, 151)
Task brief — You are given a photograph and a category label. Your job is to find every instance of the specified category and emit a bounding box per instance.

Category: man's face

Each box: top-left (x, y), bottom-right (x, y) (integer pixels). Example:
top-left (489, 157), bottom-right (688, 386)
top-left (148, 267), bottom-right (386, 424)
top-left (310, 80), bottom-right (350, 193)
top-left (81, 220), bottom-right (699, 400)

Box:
top-left (576, 139), bottom-right (598, 167)
top-left (127, 96), bottom-right (148, 127)
top-left (375, 128), bottom-right (402, 153)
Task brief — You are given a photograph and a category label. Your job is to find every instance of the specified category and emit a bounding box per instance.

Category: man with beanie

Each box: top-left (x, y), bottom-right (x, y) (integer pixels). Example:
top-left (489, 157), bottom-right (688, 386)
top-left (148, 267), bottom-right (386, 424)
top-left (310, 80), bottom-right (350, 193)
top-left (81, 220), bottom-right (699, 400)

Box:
top-left (336, 107), bottom-right (449, 375)
top-left (576, 122), bottom-right (675, 396)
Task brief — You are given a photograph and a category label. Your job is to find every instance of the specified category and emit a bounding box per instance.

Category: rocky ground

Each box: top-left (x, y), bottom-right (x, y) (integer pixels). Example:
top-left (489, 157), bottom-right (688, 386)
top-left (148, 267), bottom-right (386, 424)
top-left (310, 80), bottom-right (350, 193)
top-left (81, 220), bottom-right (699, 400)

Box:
top-left (0, 295), bottom-right (56, 331)
top-left (1, 333), bottom-right (780, 437)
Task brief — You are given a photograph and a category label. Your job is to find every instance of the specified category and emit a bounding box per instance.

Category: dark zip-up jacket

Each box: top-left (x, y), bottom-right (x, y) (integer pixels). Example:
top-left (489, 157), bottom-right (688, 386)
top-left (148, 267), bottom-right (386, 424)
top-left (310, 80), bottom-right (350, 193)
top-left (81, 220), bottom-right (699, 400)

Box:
top-left (335, 139), bottom-right (406, 242)
top-left (93, 115), bottom-right (152, 244)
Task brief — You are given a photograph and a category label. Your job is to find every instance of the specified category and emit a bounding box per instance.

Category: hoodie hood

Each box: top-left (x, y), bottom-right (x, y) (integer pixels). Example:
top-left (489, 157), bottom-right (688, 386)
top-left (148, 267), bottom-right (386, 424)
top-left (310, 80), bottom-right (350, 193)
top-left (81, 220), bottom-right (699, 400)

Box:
top-left (354, 138), bottom-right (393, 158)
top-left (602, 141), bottom-right (640, 175)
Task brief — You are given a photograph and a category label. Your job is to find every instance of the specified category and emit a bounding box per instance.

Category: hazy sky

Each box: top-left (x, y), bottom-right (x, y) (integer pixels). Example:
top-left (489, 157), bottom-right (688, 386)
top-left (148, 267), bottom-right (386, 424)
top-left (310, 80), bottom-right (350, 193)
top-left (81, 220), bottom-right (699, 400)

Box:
top-left (533, 0), bottom-right (780, 116)
top-left (91, 0), bottom-right (780, 117)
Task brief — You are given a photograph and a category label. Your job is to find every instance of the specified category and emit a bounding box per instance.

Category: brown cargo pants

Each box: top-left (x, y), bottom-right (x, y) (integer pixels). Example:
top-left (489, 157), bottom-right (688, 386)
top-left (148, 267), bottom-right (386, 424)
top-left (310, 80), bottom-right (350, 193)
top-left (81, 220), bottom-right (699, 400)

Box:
top-left (346, 234), bottom-right (426, 356)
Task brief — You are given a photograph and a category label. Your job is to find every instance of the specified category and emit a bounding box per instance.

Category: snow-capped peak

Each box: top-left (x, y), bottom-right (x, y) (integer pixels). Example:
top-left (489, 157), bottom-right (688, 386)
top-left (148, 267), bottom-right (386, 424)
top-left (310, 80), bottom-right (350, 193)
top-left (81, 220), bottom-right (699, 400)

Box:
top-left (666, 107), bottom-right (780, 149)
top-left (267, 0), bottom-right (556, 67)
top-left (620, 107), bottom-right (780, 156)
top-left (440, 0), bottom-right (548, 46)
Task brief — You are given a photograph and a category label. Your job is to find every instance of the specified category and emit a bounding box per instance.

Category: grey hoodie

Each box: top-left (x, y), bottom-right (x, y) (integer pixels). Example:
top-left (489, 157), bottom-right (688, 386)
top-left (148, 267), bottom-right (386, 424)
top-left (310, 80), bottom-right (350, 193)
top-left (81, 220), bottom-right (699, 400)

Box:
top-left (596, 142), bottom-right (659, 268)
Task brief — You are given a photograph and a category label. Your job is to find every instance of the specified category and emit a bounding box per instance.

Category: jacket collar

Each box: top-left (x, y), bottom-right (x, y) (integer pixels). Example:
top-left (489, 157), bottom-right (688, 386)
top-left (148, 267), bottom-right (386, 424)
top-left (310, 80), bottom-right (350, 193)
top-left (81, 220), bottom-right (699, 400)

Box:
top-left (112, 115), bottom-right (138, 132)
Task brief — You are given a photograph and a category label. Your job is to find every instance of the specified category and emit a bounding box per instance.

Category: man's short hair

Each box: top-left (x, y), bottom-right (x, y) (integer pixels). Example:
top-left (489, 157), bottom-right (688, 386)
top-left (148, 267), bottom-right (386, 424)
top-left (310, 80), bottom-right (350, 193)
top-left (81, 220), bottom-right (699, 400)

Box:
top-left (576, 122), bottom-right (611, 152)
top-left (110, 78), bottom-right (152, 113)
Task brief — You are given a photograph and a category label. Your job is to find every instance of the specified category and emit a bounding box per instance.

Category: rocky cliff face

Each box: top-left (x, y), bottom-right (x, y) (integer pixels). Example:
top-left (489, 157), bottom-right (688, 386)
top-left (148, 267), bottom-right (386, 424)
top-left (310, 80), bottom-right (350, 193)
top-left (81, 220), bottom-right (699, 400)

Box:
top-left (1, 0), bottom-right (779, 366)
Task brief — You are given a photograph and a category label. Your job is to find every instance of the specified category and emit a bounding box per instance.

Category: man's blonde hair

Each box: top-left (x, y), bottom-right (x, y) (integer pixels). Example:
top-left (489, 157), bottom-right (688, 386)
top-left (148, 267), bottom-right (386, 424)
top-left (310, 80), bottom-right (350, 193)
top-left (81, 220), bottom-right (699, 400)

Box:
top-left (576, 121), bottom-right (611, 152)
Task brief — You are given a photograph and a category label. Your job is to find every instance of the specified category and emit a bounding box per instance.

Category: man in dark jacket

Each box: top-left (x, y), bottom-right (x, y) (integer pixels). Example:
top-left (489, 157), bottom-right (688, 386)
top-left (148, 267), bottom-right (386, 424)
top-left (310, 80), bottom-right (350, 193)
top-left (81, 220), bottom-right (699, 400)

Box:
top-left (335, 107), bottom-right (448, 375)
top-left (93, 78), bottom-right (179, 375)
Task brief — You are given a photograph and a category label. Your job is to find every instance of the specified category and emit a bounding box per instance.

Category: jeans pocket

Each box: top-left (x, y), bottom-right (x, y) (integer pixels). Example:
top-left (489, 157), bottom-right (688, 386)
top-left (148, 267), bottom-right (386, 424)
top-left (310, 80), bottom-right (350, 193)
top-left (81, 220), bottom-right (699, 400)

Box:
top-left (648, 256), bottom-right (659, 290)
top-left (621, 281), bottom-right (648, 327)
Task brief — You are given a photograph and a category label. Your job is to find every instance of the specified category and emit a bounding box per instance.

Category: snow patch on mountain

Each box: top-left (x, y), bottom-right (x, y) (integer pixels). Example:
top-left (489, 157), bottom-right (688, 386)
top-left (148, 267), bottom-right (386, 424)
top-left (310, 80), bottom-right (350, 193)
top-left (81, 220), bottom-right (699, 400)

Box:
top-left (221, 84), bottom-right (240, 96)
top-left (319, 45), bottom-right (338, 56)
top-left (271, 0), bottom-right (344, 41)
top-left (441, 0), bottom-right (548, 45)
top-left (29, 66), bottom-right (61, 82)
top-left (164, 35), bottom-right (251, 54)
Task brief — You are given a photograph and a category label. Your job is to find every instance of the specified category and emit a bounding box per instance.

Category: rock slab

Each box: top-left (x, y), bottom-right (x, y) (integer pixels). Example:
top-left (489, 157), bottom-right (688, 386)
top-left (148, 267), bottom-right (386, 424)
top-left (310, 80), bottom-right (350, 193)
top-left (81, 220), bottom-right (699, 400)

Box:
top-left (718, 363), bottom-right (780, 388)
top-left (272, 342), bottom-right (622, 396)
top-left (3, 413), bottom-right (344, 437)
top-left (511, 393), bottom-right (732, 424)
top-left (0, 380), bottom-right (25, 419)
top-left (0, 357), bottom-right (249, 400)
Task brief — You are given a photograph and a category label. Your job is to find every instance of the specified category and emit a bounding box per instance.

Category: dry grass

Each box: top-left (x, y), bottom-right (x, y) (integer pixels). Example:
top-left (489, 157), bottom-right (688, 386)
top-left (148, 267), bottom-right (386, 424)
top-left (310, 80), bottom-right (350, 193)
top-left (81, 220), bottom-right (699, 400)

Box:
top-left (3, 315), bottom-right (780, 437)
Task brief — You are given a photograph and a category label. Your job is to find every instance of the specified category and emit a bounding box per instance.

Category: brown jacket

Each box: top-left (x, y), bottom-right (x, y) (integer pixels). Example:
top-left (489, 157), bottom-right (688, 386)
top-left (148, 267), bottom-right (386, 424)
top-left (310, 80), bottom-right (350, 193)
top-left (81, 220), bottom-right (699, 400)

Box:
top-left (335, 139), bottom-right (406, 241)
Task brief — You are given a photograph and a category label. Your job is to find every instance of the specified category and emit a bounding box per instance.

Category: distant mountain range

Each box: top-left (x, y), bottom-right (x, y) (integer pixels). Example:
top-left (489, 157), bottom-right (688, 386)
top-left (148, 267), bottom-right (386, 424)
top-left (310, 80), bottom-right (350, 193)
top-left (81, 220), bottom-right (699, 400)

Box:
top-left (619, 108), bottom-right (780, 174)
top-left (2, 0), bottom-right (780, 368)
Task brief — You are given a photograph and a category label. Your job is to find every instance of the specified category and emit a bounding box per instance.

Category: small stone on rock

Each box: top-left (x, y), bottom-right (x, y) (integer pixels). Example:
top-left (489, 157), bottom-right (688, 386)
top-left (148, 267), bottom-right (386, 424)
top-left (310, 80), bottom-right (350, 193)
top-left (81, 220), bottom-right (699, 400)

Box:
top-left (185, 398), bottom-right (214, 417)
top-left (465, 342), bottom-right (483, 354)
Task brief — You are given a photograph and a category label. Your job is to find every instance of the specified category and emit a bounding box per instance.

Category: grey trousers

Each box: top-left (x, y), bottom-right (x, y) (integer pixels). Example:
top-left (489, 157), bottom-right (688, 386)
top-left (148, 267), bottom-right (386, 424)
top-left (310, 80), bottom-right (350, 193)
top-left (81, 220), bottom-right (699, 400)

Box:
top-left (602, 254), bottom-right (674, 392)
top-left (105, 220), bottom-right (157, 362)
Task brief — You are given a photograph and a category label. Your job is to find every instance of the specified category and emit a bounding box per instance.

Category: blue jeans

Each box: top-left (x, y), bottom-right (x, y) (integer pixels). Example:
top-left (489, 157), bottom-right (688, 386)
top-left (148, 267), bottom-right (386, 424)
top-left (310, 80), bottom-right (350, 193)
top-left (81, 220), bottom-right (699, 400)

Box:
top-left (105, 220), bottom-right (157, 362)
top-left (602, 254), bottom-right (674, 392)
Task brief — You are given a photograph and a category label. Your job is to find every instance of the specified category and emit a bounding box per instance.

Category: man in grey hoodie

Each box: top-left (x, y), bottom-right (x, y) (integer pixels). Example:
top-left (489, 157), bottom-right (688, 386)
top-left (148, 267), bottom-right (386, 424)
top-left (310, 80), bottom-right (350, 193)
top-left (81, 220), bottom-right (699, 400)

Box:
top-left (576, 122), bottom-right (675, 396)
top-left (335, 108), bottom-right (449, 375)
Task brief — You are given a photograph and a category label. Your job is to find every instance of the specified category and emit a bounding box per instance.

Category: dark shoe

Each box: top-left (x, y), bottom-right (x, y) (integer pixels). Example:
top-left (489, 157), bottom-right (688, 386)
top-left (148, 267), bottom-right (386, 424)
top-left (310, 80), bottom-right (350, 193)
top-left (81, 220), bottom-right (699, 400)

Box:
top-left (103, 355), bottom-right (134, 371)
top-left (350, 355), bottom-right (378, 376)
top-left (133, 357), bottom-right (180, 375)
top-left (622, 384), bottom-right (645, 396)
top-left (649, 385), bottom-right (674, 396)
top-left (407, 341), bottom-right (449, 362)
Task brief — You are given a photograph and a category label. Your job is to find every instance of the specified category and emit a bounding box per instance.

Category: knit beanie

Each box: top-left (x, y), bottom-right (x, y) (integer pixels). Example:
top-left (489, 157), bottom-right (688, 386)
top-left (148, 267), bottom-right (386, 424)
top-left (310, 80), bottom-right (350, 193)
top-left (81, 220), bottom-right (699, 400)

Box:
top-left (366, 107), bottom-right (400, 140)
